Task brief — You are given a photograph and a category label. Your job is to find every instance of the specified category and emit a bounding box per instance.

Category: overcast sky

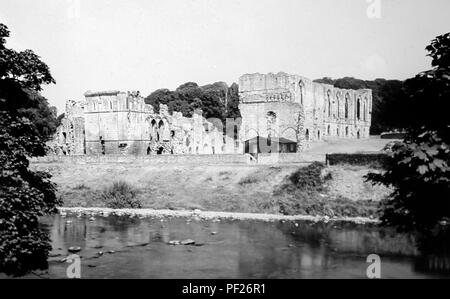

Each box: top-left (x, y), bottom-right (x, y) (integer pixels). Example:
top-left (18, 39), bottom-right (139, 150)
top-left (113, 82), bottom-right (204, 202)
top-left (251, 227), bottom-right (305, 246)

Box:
top-left (1, 0), bottom-right (449, 113)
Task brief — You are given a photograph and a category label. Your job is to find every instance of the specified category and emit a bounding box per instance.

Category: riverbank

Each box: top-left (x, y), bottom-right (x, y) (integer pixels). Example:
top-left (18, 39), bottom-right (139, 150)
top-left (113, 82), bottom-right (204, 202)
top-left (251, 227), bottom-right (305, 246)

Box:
top-left (58, 207), bottom-right (379, 224)
top-left (32, 158), bottom-right (392, 219)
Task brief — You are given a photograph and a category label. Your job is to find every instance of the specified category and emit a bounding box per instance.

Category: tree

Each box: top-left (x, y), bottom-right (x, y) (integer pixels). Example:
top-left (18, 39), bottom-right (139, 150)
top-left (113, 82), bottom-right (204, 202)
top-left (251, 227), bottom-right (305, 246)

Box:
top-left (367, 33), bottom-right (450, 232)
top-left (0, 23), bottom-right (61, 276)
top-left (144, 81), bottom-right (241, 122)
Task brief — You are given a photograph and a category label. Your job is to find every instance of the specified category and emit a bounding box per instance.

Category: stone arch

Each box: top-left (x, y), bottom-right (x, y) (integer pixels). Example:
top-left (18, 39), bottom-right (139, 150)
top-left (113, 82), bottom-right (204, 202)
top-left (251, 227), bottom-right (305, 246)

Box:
top-left (345, 93), bottom-right (350, 119)
top-left (282, 127), bottom-right (297, 141)
top-left (266, 111), bottom-right (277, 132)
top-left (364, 97), bottom-right (368, 121)
top-left (336, 91), bottom-right (341, 118)
top-left (326, 90), bottom-right (332, 117)
top-left (246, 128), bottom-right (259, 140)
top-left (356, 98), bottom-right (361, 120)
top-left (298, 80), bottom-right (305, 105)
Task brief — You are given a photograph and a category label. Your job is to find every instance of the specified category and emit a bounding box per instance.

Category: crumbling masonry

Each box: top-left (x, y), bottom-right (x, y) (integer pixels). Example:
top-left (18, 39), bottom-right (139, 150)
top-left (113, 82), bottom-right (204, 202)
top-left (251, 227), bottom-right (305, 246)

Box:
top-left (50, 72), bottom-right (372, 155)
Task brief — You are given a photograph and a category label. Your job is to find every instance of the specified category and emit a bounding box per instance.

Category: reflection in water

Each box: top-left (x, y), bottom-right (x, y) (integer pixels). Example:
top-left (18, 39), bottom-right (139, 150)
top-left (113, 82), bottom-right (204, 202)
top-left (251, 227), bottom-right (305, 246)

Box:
top-left (24, 214), bottom-right (450, 278)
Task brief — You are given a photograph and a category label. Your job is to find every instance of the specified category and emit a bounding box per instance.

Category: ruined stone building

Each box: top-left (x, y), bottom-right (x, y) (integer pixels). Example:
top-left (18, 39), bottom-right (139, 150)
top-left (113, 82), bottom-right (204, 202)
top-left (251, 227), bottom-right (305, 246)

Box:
top-left (238, 72), bottom-right (372, 152)
top-left (50, 91), bottom-right (239, 155)
top-left (50, 72), bottom-right (372, 156)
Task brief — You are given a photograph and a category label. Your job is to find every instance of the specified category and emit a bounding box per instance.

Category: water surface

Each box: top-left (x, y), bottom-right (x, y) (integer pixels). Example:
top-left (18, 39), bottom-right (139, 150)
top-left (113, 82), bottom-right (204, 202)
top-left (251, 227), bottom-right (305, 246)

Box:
top-left (20, 214), bottom-right (450, 278)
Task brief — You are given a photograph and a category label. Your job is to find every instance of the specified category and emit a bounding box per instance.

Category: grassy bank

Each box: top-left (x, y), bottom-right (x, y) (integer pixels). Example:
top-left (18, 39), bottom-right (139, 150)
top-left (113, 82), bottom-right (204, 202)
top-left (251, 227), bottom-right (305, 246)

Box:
top-left (32, 160), bottom-right (392, 218)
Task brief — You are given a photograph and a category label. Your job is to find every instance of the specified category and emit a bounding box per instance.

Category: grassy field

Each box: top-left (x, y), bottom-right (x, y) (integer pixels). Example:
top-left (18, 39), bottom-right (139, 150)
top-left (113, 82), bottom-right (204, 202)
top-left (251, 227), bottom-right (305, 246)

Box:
top-left (32, 161), bottom-right (392, 218)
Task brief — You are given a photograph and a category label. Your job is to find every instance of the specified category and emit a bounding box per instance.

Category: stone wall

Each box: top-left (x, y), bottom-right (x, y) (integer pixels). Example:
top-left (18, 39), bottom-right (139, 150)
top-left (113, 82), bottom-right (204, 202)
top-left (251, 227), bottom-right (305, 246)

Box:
top-left (49, 71), bottom-right (373, 157)
top-left (238, 72), bottom-right (372, 151)
top-left (51, 91), bottom-right (240, 156)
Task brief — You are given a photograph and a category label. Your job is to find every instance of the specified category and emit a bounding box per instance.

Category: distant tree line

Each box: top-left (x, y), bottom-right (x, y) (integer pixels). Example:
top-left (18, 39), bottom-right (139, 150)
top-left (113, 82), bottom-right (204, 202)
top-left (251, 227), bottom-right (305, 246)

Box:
top-left (145, 81), bottom-right (241, 123)
top-left (314, 77), bottom-right (408, 135)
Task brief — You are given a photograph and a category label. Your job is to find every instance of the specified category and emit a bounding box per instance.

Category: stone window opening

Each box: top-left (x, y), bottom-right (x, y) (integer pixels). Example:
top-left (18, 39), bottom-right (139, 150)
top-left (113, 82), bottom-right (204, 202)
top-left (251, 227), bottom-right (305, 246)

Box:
top-left (345, 94), bottom-right (349, 119)
top-left (327, 125), bottom-right (331, 135)
top-left (337, 128), bottom-right (340, 136)
top-left (336, 93), bottom-right (341, 119)
top-left (170, 130), bottom-right (175, 138)
top-left (305, 129), bottom-right (310, 141)
top-left (345, 127), bottom-right (349, 137)
top-left (62, 132), bottom-right (67, 144)
top-left (266, 111), bottom-right (277, 133)
top-left (298, 80), bottom-right (304, 105)
top-left (357, 98), bottom-right (361, 120)
top-left (118, 143), bottom-right (128, 152)
top-left (99, 136), bottom-right (105, 155)
top-left (327, 90), bottom-right (332, 118)
top-left (317, 130), bottom-right (321, 140)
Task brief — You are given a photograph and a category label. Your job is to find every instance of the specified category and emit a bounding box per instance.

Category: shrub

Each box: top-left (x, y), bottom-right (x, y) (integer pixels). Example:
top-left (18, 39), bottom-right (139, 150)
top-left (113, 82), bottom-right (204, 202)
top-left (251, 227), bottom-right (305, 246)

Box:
top-left (367, 33), bottom-right (450, 232)
top-left (100, 181), bottom-right (142, 209)
top-left (274, 162), bottom-right (327, 195)
top-left (326, 153), bottom-right (390, 169)
top-left (273, 162), bottom-right (379, 217)
top-left (238, 175), bottom-right (259, 185)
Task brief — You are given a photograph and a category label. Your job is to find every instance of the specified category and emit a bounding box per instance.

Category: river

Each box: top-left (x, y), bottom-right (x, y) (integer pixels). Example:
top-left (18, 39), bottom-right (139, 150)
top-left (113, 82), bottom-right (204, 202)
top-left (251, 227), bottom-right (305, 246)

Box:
top-left (11, 213), bottom-right (450, 278)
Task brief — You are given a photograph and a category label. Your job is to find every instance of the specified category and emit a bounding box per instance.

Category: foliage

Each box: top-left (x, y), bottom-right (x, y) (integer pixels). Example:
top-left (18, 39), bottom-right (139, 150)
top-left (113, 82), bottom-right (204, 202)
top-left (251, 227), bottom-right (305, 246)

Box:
top-left (100, 181), bottom-right (142, 209)
top-left (0, 23), bottom-right (60, 276)
top-left (145, 81), bottom-right (241, 122)
top-left (0, 113), bottom-right (61, 276)
top-left (326, 153), bottom-right (391, 169)
top-left (274, 162), bottom-right (379, 217)
top-left (366, 32), bottom-right (450, 232)
top-left (278, 162), bottom-right (328, 192)
top-left (0, 23), bottom-right (58, 139)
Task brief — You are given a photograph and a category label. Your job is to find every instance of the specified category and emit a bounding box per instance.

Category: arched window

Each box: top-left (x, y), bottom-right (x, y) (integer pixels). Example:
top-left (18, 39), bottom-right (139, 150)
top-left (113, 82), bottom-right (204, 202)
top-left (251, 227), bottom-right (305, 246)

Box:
top-left (336, 92), bottom-right (340, 119)
top-left (357, 98), bottom-right (361, 120)
top-left (345, 94), bottom-right (349, 119)
top-left (327, 125), bottom-right (331, 135)
top-left (345, 126), bottom-right (349, 137)
top-left (266, 111), bottom-right (277, 134)
top-left (298, 80), bottom-right (304, 105)
top-left (327, 90), bottom-right (332, 117)
top-left (305, 129), bottom-right (310, 141)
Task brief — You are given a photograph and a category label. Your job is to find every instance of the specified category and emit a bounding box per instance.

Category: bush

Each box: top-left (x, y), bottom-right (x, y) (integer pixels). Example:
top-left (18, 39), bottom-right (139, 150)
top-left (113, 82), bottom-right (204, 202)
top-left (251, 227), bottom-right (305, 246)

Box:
top-left (273, 162), bottom-right (379, 218)
top-left (277, 193), bottom-right (379, 218)
top-left (274, 162), bottom-right (327, 195)
top-left (100, 181), bottom-right (142, 209)
top-left (326, 153), bottom-right (391, 168)
top-left (238, 175), bottom-right (259, 185)
top-left (367, 33), bottom-right (450, 232)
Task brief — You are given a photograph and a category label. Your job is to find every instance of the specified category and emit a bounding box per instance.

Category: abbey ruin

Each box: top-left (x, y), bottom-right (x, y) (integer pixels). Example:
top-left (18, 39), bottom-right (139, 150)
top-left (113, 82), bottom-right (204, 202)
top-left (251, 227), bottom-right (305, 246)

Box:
top-left (50, 72), bottom-right (372, 156)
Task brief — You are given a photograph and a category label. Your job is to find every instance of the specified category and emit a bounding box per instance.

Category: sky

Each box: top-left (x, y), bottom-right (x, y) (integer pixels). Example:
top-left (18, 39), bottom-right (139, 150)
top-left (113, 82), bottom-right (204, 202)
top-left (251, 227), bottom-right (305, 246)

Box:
top-left (0, 0), bottom-right (449, 113)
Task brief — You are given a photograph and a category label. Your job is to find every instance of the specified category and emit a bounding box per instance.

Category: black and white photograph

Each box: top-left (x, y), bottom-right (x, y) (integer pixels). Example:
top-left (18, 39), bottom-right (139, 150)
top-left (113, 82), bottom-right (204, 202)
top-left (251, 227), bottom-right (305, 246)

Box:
top-left (0, 0), bottom-right (449, 285)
